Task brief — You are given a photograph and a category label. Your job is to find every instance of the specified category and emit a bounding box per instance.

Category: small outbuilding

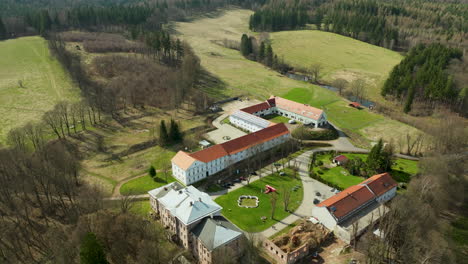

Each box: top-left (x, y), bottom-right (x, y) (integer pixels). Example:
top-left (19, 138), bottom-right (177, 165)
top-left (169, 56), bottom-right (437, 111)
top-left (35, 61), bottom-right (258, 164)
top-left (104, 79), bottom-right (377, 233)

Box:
top-left (332, 155), bottom-right (349, 166)
top-left (349, 102), bottom-right (362, 109)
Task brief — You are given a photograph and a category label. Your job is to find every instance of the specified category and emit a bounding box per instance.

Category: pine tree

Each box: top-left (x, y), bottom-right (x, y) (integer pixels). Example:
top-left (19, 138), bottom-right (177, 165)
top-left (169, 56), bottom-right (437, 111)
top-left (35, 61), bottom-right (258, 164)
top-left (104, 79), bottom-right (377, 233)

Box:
top-left (80, 233), bottom-right (108, 264)
top-left (0, 17), bottom-right (7, 40)
top-left (149, 165), bottom-right (157, 178)
top-left (265, 44), bottom-right (273, 67)
top-left (240, 34), bottom-right (249, 56)
top-left (169, 119), bottom-right (182, 143)
top-left (366, 139), bottom-right (383, 174)
top-left (258, 41), bottom-right (265, 62)
top-left (159, 120), bottom-right (169, 146)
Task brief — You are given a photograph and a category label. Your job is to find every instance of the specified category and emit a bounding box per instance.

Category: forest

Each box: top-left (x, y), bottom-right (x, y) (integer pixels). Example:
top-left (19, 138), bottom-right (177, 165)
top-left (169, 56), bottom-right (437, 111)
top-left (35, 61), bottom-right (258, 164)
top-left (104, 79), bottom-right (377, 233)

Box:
top-left (382, 44), bottom-right (465, 115)
top-left (249, 0), bottom-right (467, 51)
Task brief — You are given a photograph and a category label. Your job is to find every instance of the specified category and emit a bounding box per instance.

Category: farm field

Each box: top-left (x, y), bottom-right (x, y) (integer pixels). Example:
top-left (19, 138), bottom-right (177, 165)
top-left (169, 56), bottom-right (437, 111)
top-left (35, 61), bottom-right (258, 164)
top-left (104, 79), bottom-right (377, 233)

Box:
top-left (174, 9), bottom-right (422, 149)
top-left (215, 168), bottom-right (303, 232)
top-left (270, 30), bottom-right (403, 100)
top-left (0, 36), bottom-right (80, 142)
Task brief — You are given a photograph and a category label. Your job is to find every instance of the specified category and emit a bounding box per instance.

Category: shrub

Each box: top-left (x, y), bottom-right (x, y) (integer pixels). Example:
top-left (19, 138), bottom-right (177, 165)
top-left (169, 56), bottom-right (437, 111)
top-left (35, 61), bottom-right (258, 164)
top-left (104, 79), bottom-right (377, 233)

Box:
top-left (316, 160), bottom-right (324, 166)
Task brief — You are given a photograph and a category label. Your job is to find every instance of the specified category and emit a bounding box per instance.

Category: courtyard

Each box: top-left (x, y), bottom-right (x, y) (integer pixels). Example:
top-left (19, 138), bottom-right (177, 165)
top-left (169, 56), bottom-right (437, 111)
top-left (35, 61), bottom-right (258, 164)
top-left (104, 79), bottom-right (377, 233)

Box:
top-left (214, 168), bottom-right (303, 232)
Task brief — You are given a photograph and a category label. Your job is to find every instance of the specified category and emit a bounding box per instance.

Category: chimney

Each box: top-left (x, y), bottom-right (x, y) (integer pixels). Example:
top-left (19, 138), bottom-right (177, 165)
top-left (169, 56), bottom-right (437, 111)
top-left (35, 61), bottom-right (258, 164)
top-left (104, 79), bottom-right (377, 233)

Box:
top-left (164, 187), bottom-right (168, 191)
top-left (179, 190), bottom-right (183, 194)
top-left (198, 197), bottom-right (202, 202)
top-left (190, 201), bottom-right (193, 206)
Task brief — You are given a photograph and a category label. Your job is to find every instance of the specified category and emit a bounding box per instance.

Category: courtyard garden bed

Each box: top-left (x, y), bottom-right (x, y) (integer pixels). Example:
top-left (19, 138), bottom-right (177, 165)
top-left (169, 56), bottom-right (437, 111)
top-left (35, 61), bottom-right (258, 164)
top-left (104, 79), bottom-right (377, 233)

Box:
top-left (215, 168), bottom-right (303, 232)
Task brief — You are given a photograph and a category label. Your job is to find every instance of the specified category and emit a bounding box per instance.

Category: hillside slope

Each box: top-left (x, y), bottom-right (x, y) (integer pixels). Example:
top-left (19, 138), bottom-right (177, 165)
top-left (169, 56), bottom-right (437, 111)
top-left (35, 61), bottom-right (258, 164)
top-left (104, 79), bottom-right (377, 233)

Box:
top-left (0, 36), bottom-right (80, 142)
top-left (270, 30), bottom-right (403, 99)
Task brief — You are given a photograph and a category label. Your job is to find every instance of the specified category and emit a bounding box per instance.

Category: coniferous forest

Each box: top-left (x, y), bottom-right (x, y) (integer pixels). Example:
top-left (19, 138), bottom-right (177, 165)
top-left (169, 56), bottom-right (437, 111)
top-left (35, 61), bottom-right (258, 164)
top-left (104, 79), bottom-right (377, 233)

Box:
top-left (382, 44), bottom-right (464, 114)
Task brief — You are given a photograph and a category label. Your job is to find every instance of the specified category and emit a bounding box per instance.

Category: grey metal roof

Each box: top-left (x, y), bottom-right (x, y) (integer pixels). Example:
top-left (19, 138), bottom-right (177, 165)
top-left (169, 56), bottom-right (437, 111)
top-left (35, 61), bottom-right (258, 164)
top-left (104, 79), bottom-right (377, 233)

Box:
top-left (191, 216), bottom-right (243, 251)
top-left (148, 182), bottom-right (183, 199)
top-left (231, 110), bottom-right (271, 128)
top-left (157, 185), bottom-right (222, 225)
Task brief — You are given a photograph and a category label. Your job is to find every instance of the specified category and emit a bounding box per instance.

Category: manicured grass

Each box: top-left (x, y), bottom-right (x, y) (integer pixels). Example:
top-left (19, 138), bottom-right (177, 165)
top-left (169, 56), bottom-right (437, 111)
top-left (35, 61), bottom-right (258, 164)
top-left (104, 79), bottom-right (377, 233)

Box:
top-left (0, 36), bottom-right (80, 142)
top-left (313, 153), bottom-right (364, 190)
top-left (264, 114), bottom-right (291, 123)
top-left (240, 198), bottom-right (258, 207)
top-left (270, 30), bottom-right (403, 100)
top-left (120, 173), bottom-right (176, 195)
top-left (215, 168), bottom-right (303, 232)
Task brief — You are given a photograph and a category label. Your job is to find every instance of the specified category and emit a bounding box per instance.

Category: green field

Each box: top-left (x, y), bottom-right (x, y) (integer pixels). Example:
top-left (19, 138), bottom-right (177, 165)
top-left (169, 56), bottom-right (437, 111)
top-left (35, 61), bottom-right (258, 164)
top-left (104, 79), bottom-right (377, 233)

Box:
top-left (264, 114), bottom-right (292, 123)
top-left (215, 169), bottom-right (303, 232)
top-left (120, 173), bottom-right (176, 195)
top-left (0, 36), bottom-right (80, 142)
top-left (270, 30), bottom-right (403, 99)
top-left (175, 9), bottom-right (422, 148)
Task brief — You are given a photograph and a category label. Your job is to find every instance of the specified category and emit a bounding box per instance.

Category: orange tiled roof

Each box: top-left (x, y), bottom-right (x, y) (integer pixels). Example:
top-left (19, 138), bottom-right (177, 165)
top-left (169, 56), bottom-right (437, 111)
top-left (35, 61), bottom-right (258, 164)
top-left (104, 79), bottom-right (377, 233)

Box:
top-left (361, 173), bottom-right (397, 197)
top-left (317, 173), bottom-right (397, 220)
top-left (172, 151), bottom-right (198, 170)
top-left (317, 185), bottom-right (375, 219)
top-left (270, 96), bottom-right (323, 121)
top-left (190, 144), bottom-right (228, 163)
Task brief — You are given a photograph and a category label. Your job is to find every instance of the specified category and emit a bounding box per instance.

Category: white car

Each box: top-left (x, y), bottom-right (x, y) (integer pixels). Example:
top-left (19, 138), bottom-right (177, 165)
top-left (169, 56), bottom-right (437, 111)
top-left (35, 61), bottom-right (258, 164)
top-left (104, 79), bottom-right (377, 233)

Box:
top-left (288, 119), bottom-right (296, 124)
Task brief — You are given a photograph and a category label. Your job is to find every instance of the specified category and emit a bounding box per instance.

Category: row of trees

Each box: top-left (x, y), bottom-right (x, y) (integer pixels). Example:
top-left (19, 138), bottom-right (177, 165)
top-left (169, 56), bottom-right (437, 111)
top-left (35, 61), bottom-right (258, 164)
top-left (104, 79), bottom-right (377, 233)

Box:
top-left (382, 43), bottom-right (465, 114)
top-left (240, 34), bottom-right (291, 73)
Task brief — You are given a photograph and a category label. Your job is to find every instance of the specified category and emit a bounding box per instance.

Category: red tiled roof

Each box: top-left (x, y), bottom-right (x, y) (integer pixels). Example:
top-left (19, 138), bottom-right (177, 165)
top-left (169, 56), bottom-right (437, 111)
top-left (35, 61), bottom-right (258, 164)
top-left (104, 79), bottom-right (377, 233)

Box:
top-left (222, 123), bottom-right (289, 155)
top-left (317, 185), bottom-right (375, 219)
top-left (349, 102), bottom-right (361, 108)
top-left (317, 173), bottom-right (398, 220)
top-left (190, 144), bottom-right (228, 163)
top-left (270, 96), bottom-right (323, 121)
top-left (361, 173), bottom-right (397, 197)
top-left (334, 155), bottom-right (348, 162)
top-left (172, 123), bottom-right (290, 167)
top-left (240, 102), bottom-right (271, 114)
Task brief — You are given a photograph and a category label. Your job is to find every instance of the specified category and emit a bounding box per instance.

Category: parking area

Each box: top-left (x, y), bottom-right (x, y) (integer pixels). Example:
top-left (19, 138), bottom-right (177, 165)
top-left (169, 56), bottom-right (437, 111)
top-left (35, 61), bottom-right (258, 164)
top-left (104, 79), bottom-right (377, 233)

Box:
top-left (205, 99), bottom-right (262, 144)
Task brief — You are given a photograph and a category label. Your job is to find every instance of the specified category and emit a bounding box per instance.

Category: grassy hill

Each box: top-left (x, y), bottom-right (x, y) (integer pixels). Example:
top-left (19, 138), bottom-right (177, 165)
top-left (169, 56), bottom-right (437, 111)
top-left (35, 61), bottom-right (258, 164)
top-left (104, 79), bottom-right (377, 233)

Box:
top-left (270, 30), bottom-right (403, 100)
top-left (174, 8), bottom-right (421, 148)
top-left (0, 36), bottom-right (80, 142)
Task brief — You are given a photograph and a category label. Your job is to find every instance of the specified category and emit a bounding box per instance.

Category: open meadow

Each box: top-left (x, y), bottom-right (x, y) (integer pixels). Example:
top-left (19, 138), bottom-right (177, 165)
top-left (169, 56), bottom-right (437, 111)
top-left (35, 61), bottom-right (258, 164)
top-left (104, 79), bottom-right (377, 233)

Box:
top-left (0, 36), bottom-right (80, 142)
top-left (174, 9), bottom-right (422, 149)
top-left (270, 30), bottom-right (403, 99)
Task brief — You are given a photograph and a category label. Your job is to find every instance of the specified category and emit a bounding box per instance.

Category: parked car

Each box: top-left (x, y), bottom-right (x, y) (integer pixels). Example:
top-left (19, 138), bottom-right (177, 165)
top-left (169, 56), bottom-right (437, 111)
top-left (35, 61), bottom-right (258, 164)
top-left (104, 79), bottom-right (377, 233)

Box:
top-left (233, 179), bottom-right (241, 183)
top-left (239, 176), bottom-right (246, 181)
top-left (313, 198), bottom-right (320, 204)
top-left (288, 119), bottom-right (296, 124)
top-left (279, 172), bottom-right (286, 176)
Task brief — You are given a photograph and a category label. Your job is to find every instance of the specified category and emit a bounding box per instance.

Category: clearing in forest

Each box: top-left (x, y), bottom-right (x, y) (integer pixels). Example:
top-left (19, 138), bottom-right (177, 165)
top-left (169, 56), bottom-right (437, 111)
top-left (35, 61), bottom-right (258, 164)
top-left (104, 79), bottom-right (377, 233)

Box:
top-left (0, 36), bottom-right (80, 142)
top-left (270, 30), bottom-right (403, 99)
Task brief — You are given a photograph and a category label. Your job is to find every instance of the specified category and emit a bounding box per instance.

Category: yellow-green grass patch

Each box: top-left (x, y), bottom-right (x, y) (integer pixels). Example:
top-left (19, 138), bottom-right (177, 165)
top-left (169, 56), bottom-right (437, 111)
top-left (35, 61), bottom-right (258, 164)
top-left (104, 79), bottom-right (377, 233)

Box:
top-left (270, 30), bottom-right (403, 100)
top-left (0, 36), bottom-right (80, 142)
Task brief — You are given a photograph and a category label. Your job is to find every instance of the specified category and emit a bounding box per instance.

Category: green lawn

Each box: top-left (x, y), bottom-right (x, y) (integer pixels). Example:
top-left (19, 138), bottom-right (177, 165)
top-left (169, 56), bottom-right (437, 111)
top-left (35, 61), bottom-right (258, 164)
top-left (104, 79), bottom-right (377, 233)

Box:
top-left (130, 200), bottom-right (152, 217)
top-left (215, 168), bottom-right (303, 232)
top-left (270, 30), bottom-right (403, 100)
top-left (120, 173), bottom-right (176, 195)
top-left (312, 153), bottom-right (419, 189)
top-left (0, 36), bottom-right (80, 142)
top-left (264, 114), bottom-right (291, 123)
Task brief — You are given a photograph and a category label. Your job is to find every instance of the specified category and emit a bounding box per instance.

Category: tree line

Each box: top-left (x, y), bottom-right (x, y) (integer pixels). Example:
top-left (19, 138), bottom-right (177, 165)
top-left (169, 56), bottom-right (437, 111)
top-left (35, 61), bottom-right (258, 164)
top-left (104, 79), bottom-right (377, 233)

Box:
top-left (248, 0), bottom-right (467, 51)
top-left (240, 33), bottom-right (292, 73)
top-left (382, 43), bottom-right (465, 115)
